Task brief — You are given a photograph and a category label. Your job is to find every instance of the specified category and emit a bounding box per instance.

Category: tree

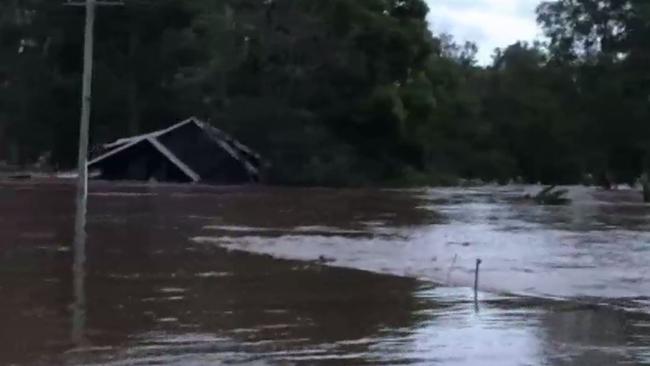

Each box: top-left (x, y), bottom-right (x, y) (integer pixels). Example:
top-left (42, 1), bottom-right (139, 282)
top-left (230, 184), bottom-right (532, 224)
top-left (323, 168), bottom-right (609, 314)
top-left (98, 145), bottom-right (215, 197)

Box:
top-left (537, 0), bottom-right (650, 184)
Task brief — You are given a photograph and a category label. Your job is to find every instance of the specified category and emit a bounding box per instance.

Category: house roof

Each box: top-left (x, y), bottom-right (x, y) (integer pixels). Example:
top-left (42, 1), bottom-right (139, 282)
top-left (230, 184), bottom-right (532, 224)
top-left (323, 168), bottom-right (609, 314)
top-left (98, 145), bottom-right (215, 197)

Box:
top-left (88, 117), bottom-right (260, 182)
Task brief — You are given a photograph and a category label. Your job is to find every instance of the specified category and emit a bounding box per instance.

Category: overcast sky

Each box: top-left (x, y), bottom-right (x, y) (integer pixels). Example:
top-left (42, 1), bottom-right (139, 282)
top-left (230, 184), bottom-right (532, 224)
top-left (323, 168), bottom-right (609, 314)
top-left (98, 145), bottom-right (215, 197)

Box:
top-left (425, 0), bottom-right (543, 64)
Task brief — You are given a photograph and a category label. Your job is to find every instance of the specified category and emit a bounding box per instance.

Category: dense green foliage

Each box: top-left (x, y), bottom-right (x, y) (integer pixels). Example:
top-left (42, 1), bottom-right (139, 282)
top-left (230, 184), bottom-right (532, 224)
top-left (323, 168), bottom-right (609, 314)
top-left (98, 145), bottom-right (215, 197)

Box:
top-left (1, 0), bottom-right (649, 186)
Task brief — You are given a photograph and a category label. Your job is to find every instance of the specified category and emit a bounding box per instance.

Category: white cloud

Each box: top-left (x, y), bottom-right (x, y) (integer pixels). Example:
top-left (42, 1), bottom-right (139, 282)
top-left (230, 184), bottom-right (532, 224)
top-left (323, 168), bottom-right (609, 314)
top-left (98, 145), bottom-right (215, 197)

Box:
top-left (425, 0), bottom-right (543, 64)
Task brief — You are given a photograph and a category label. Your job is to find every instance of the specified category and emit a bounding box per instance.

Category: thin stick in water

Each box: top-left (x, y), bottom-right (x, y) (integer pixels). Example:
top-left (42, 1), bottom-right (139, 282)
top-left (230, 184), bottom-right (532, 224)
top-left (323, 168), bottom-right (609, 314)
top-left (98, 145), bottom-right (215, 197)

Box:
top-left (474, 258), bottom-right (482, 298)
top-left (445, 254), bottom-right (458, 284)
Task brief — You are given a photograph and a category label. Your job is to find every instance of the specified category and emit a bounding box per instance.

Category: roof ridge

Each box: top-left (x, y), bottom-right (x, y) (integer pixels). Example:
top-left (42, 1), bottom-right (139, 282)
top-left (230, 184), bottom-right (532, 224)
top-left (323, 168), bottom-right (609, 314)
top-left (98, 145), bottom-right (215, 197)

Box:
top-left (102, 117), bottom-right (198, 149)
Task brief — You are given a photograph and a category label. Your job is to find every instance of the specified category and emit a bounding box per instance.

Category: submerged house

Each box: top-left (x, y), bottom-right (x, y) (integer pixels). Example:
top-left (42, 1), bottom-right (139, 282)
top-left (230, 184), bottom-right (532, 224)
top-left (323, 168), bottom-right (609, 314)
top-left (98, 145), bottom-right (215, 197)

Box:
top-left (88, 117), bottom-right (262, 184)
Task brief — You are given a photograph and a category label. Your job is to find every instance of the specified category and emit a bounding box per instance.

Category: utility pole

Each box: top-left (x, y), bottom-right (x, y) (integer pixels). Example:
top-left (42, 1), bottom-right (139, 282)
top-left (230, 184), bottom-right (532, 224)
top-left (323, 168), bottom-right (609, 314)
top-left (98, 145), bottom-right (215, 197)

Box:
top-left (65, 0), bottom-right (123, 345)
top-left (65, 0), bottom-right (123, 204)
top-left (76, 0), bottom-right (95, 205)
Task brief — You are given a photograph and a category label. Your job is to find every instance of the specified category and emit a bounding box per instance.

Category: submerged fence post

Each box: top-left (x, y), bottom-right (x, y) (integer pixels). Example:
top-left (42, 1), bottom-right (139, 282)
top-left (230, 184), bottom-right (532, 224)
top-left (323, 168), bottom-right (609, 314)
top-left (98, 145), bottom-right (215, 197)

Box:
top-left (474, 258), bottom-right (482, 299)
top-left (445, 253), bottom-right (458, 284)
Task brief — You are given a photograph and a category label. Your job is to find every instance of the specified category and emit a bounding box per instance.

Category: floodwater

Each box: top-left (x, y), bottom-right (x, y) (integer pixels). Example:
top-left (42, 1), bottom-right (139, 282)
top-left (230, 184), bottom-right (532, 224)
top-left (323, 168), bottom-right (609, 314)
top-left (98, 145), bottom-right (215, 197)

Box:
top-left (2, 181), bottom-right (650, 365)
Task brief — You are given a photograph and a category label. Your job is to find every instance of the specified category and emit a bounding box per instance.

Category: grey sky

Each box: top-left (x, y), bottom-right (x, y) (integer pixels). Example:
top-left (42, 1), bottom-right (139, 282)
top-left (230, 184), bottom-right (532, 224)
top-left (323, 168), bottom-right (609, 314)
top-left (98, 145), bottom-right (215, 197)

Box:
top-left (425, 0), bottom-right (543, 64)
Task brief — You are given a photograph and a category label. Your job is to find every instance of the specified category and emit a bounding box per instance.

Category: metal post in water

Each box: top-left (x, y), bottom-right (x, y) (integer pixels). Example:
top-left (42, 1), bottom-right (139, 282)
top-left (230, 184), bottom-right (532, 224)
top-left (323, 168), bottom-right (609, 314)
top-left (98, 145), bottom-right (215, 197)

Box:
top-left (474, 258), bottom-right (482, 299)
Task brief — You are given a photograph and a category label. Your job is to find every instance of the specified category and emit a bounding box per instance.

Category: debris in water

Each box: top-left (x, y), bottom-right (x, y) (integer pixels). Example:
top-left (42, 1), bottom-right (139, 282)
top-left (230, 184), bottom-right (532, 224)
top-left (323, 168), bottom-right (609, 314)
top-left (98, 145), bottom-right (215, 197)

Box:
top-left (318, 255), bottom-right (335, 264)
top-left (521, 185), bottom-right (571, 205)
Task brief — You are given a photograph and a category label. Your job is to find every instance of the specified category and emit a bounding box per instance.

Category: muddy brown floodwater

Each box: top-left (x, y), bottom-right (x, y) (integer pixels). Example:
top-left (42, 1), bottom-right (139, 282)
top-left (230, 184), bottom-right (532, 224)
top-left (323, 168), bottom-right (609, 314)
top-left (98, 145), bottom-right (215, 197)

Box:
top-left (2, 181), bottom-right (650, 365)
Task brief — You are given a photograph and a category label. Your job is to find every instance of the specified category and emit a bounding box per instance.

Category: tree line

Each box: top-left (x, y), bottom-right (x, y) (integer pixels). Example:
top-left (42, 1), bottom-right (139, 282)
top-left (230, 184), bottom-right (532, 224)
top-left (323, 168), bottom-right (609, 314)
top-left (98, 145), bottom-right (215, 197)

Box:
top-left (1, 0), bottom-right (649, 186)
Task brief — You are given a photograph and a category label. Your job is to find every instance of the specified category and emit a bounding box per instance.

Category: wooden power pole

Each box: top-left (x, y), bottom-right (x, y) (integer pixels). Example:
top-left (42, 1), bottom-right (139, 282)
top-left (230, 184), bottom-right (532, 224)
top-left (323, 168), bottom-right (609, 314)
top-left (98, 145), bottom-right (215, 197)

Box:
top-left (65, 0), bottom-right (123, 345)
top-left (76, 0), bottom-right (95, 205)
top-left (66, 0), bottom-right (123, 204)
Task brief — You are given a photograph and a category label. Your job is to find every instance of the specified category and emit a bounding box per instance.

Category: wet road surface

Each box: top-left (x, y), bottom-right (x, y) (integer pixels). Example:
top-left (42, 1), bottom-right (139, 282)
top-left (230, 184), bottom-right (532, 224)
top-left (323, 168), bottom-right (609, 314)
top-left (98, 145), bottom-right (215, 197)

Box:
top-left (1, 181), bottom-right (650, 365)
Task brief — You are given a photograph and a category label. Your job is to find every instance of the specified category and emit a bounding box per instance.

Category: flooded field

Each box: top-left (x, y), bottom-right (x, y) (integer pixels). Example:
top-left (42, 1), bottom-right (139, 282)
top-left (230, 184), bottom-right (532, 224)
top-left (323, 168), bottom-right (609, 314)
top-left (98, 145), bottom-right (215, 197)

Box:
top-left (2, 181), bottom-right (650, 365)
